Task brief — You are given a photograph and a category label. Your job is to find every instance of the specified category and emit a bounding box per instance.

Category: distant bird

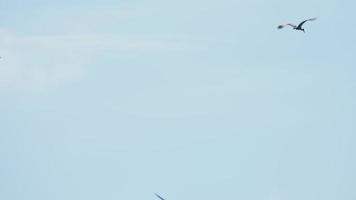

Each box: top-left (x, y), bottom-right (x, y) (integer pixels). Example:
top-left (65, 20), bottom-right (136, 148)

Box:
top-left (155, 193), bottom-right (166, 200)
top-left (278, 18), bottom-right (317, 32)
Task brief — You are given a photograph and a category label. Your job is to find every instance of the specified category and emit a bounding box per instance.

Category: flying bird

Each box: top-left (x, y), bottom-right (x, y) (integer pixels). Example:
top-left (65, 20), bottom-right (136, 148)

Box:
top-left (278, 18), bottom-right (317, 32)
top-left (155, 193), bottom-right (166, 200)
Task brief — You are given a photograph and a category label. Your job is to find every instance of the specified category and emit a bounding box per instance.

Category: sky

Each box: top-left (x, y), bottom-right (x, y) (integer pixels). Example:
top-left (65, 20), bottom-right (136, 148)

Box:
top-left (1, 0), bottom-right (356, 200)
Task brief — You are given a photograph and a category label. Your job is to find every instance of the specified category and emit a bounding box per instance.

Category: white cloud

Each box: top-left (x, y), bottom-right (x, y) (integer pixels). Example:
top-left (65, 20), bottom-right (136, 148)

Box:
top-left (0, 30), bottom-right (180, 93)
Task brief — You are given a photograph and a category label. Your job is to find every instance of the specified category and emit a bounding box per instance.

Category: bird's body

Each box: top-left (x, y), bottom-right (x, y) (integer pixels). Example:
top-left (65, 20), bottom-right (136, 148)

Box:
top-left (278, 18), bottom-right (317, 32)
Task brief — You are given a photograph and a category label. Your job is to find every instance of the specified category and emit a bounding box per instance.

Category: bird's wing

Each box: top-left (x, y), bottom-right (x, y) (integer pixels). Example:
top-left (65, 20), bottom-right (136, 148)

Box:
top-left (277, 23), bottom-right (296, 29)
top-left (277, 25), bottom-right (285, 29)
top-left (286, 23), bottom-right (297, 28)
top-left (155, 193), bottom-right (166, 200)
top-left (297, 17), bottom-right (317, 29)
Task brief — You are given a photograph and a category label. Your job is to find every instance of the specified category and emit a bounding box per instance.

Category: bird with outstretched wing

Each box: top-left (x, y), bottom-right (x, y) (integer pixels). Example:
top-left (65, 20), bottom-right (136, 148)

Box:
top-left (278, 17), bottom-right (317, 32)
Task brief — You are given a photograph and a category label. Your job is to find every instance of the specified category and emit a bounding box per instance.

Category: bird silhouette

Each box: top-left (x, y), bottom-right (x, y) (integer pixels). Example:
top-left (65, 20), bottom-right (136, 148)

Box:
top-left (155, 193), bottom-right (166, 200)
top-left (278, 18), bottom-right (317, 32)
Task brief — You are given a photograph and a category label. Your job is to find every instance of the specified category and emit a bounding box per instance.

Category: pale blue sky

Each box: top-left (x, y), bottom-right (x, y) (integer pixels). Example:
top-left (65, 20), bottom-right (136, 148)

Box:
top-left (1, 0), bottom-right (356, 200)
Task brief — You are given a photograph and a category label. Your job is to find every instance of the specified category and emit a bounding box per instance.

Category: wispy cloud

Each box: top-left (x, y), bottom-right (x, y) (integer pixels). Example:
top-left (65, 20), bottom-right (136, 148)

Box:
top-left (0, 30), bottom-right (181, 93)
